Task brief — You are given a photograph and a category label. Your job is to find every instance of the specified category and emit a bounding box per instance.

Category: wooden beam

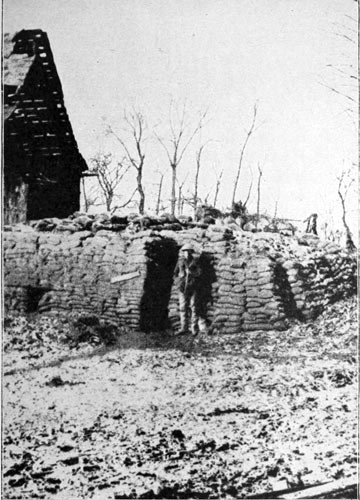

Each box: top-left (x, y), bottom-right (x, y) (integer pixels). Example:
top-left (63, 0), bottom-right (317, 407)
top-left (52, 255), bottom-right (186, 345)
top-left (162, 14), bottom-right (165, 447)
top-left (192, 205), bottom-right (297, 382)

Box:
top-left (111, 271), bottom-right (140, 284)
top-left (278, 476), bottom-right (358, 499)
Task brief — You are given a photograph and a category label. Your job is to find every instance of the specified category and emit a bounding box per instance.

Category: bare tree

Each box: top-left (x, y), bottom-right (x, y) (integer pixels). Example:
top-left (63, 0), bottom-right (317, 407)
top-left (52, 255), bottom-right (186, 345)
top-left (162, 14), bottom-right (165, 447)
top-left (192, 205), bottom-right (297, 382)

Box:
top-left (107, 110), bottom-right (147, 214)
top-left (243, 165), bottom-right (254, 209)
top-left (155, 101), bottom-right (207, 216)
top-left (177, 174), bottom-right (189, 216)
top-left (273, 198), bottom-right (279, 219)
top-left (213, 167), bottom-right (223, 208)
top-left (89, 152), bottom-right (132, 212)
top-left (337, 168), bottom-right (356, 251)
top-left (192, 142), bottom-right (211, 218)
top-left (203, 190), bottom-right (212, 205)
top-left (81, 175), bottom-right (99, 212)
top-left (255, 163), bottom-right (263, 230)
top-left (111, 187), bottom-right (138, 214)
top-left (155, 172), bottom-right (164, 216)
top-left (321, 13), bottom-right (358, 124)
top-left (193, 146), bottom-right (203, 217)
top-left (231, 103), bottom-right (258, 207)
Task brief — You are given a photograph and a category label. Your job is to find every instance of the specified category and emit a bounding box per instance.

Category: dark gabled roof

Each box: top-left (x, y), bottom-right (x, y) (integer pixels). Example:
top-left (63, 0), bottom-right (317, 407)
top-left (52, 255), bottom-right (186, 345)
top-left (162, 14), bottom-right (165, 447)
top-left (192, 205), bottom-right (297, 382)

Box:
top-left (3, 29), bottom-right (87, 173)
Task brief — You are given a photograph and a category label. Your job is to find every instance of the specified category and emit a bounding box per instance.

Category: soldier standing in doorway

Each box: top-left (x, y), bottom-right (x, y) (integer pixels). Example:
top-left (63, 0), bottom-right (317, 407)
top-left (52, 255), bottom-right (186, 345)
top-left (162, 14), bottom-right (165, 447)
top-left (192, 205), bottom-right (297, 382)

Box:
top-left (173, 243), bottom-right (207, 335)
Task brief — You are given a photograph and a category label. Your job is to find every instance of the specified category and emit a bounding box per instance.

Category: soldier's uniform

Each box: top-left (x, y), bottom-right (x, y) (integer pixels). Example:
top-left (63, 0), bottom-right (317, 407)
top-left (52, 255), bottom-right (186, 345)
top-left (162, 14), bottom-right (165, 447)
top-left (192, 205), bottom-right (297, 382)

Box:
top-left (174, 244), bottom-right (207, 335)
top-left (304, 213), bottom-right (318, 235)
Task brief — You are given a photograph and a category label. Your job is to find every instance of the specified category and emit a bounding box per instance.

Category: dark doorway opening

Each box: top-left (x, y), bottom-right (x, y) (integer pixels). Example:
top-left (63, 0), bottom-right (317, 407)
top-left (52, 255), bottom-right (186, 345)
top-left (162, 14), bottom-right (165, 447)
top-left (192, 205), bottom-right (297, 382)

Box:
top-left (140, 238), bottom-right (179, 332)
top-left (197, 251), bottom-right (217, 320)
top-left (26, 286), bottom-right (49, 313)
top-left (273, 263), bottom-right (303, 320)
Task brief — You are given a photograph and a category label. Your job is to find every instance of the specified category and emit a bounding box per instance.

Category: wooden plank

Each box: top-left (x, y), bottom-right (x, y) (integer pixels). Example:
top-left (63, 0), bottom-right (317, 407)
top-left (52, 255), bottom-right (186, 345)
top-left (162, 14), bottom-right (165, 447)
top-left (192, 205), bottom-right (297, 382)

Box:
top-left (111, 270), bottom-right (140, 284)
top-left (278, 476), bottom-right (358, 499)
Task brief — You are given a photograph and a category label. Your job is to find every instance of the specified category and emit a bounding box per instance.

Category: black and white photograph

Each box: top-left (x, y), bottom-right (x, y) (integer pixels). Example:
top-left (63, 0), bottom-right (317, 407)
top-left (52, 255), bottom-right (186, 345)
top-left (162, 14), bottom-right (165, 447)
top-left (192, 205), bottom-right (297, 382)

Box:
top-left (2, 0), bottom-right (358, 498)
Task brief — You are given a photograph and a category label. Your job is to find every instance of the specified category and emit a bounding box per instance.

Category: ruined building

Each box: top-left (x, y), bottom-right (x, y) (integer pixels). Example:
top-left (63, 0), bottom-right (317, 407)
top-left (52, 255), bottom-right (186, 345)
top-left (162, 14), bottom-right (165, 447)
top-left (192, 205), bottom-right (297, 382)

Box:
top-left (3, 29), bottom-right (87, 224)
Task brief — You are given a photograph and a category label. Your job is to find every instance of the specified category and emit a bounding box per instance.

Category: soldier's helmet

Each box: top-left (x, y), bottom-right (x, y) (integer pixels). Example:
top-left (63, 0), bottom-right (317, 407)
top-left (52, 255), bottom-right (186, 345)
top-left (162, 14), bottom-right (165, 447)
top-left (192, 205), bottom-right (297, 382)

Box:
top-left (181, 243), bottom-right (195, 252)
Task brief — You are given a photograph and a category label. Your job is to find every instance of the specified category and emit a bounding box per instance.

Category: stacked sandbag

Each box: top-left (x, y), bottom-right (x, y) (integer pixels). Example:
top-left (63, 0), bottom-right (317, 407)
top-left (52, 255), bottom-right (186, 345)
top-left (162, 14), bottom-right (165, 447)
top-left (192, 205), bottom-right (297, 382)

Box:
top-left (28, 213), bottom-right (129, 233)
top-left (63, 230), bottom-right (130, 323)
top-left (3, 227), bottom-right (40, 312)
top-left (210, 256), bottom-right (246, 334)
top-left (281, 259), bottom-right (308, 318)
top-left (3, 219), bottom-right (357, 334)
top-left (23, 212), bottom-right (200, 234)
top-left (282, 245), bottom-right (357, 320)
top-left (101, 231), bottom-right (151, 329)
top-left (36, 231), bottom-right (82, 313)
top-left (3, 227), bottom-right (150, 331)
top-left (242, 257), bottom-right (287, 331)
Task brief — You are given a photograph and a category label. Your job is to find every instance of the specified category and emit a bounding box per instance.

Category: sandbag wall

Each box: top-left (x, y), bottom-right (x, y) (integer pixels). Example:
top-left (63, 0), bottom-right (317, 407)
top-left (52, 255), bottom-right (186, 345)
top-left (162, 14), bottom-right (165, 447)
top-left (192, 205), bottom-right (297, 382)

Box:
top-left (3, 228), bottom-right (174, 331)
top-left (3, 222), bottom-right (357, 333)
top-left (281, 248), bottom-right (357, 320)
top-left (242, 258), bottom-right (289, 332)
top-left (210, 256), bottom-right (246, 334)
top-left (168, 245), bottom-right (290, 333)
top-left (3, 228), bottom-right (40, 312)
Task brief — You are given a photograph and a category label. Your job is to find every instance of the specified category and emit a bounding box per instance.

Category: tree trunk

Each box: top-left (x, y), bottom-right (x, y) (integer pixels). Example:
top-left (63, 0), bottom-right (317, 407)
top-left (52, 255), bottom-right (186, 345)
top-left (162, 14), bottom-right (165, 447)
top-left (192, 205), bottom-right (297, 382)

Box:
top-left (156, 174), bottom-right (163, 215)
top-left (213, 170), bottom-right (223, 208)
top-left (137, 167), bottom-right (145, 215)
top-left (213, 182), bottom-right (219, 207)
top-left (194, 153), bottom-right (201, 218)
top-left (256, 165), bottom-right (263, 230)
top-left (339, 190), bottom-right (356, 251)
top-left (171, 164), bottom-right (176, 216)
top-left (106, 194), bottom-right (113, 212)
top-left (231, 105), bottom-right (257, 206)
top-left (178, 185), bottom-right (182, 215)
top-left (81, 177), bottom-right (88, 212)
top-left (273, 199), bottom-right (278, 219)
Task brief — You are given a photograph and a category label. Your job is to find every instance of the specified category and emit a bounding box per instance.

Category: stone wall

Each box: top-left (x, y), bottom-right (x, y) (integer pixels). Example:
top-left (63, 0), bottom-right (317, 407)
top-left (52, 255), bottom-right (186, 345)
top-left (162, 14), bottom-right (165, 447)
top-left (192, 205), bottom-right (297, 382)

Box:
top-left (3, 219), bottom-right (357, 333)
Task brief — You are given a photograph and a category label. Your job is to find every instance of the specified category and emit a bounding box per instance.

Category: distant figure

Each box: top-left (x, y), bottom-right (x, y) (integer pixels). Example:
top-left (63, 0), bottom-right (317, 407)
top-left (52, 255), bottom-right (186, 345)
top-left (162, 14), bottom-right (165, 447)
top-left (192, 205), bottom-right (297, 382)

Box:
top-left (195, 204), bottom-right (222, 223)
top-left (173, 244), bottom-right (207, 336)
top-left (229, 201), bottom-right (248, 229)
top-left (304, 213), bottom-right (318, 235)
top-left (345, 231), bottom-right (356, 252)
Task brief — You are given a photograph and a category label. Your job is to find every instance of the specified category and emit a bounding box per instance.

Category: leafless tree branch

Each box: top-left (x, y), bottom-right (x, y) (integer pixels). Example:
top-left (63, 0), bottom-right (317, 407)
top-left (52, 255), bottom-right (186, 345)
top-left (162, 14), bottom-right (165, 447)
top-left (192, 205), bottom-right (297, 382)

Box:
top-left (337, 168), bottom-right (356, 251)
top-left (90, 152), bottom-right (130, 212)
top-left (231, 103), bottom-right (258, 207)
top-left (156, 102), bottom-right (208, 216)
top-left (107, 110), bottom-right (147, 214)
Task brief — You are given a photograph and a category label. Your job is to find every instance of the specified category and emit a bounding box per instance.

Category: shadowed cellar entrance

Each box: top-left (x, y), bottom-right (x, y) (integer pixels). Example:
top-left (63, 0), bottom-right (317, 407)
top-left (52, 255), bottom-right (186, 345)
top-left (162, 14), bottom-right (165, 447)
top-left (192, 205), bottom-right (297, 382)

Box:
top-left (273, 263), bottom-right (301, 320)
top-left (26, 286), bottom-right (50, 313)
top-left (140, 239), bottom-right (179, 332)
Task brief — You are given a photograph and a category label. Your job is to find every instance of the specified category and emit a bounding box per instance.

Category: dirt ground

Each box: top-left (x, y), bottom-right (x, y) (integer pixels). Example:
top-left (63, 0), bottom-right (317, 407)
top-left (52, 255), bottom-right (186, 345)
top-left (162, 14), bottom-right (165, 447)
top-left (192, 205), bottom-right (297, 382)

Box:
top-left (2, 297), bottom-right (358, 499)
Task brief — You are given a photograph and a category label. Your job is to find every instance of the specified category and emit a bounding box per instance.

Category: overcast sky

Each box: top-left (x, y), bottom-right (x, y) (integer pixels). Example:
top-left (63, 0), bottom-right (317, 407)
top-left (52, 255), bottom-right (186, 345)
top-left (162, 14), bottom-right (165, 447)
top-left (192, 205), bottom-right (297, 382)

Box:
top-left (4, 0), bottom-right (358, 233)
